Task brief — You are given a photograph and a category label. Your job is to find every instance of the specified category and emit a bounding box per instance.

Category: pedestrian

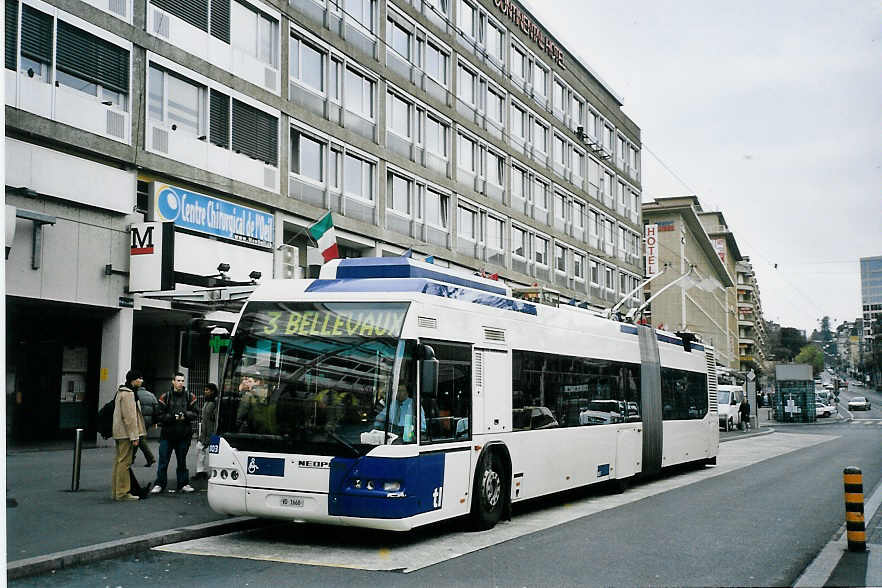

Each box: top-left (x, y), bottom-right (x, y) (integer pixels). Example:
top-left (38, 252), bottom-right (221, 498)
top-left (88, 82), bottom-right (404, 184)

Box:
top-left (135, 385), bottom-right (158, 467)
top-left (112, 369), bottom-right (147, 501)
top-left (150, 372), bottom-right (197, 494)
top-left (194, 383), bottom-right (218, 481)
top-left (739, 396), bottom-right (751, 432)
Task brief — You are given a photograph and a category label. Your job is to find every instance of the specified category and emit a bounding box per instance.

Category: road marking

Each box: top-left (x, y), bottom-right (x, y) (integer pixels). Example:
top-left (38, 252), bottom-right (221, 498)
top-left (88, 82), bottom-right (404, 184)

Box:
top-left (156, 432), bottom-right (836, 573)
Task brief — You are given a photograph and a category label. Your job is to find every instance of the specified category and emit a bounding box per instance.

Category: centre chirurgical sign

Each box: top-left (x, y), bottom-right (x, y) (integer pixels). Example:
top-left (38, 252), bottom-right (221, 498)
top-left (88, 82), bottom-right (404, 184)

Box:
top-left (151, 183), bottom-right (274, 249)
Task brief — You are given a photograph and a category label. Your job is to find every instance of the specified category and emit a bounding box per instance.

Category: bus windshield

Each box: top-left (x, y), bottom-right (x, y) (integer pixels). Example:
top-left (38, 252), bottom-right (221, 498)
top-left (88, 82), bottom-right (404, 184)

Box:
top-left (216, 301), bottom-right (415, 456)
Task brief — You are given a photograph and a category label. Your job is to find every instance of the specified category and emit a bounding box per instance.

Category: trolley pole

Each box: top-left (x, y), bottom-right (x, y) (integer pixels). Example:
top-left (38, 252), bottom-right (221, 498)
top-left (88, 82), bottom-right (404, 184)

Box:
top-left (843, 466), bottom-right (867, 552)
top-left (71, 428), bottom-right (83, 492)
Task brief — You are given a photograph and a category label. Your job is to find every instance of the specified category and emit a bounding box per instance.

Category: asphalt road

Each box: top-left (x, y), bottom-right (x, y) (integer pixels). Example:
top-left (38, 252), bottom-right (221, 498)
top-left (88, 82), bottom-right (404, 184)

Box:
top-left (11, 422), bottom-right (882, 588)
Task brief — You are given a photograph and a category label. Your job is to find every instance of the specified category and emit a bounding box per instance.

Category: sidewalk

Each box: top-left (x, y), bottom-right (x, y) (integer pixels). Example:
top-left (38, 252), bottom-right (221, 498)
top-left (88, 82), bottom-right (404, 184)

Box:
top-left (6, 440), bottom-right (264, 579)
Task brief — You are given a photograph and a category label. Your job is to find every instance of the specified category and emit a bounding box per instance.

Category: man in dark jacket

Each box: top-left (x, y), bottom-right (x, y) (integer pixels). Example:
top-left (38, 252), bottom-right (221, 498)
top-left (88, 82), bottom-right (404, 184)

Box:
top-left (150, 372), bottom-right (198, 494)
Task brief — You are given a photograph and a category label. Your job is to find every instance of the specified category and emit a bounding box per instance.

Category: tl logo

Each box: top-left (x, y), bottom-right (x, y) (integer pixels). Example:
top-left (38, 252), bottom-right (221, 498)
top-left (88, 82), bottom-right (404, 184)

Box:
top-left (248, 458), bottom-right (259, 474)
top-left (432, 486), bottom-right (443, 509)
top-left (130, 225), bottom-right (155, 255)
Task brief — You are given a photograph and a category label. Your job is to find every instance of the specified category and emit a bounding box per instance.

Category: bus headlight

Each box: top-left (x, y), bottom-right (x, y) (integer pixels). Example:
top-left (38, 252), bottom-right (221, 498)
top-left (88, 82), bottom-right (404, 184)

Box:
top-left (230, 470), bottom-right (239, 480)
top-left (353, 479), bottom-right (362, 488)
top-left (366, 480), bottom-right (374, 490)
top-left (383, 481), bottom-right (401, 492)
top-left (221, 469), bottom-right (228, 479)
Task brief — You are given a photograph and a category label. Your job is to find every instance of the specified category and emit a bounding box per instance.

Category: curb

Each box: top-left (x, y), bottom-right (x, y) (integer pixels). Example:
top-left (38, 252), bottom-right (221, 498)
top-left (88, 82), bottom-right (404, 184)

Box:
top-left (6, 516), bottom-right (272, 580)
top-left (719, 426), bottom-right (774, 442)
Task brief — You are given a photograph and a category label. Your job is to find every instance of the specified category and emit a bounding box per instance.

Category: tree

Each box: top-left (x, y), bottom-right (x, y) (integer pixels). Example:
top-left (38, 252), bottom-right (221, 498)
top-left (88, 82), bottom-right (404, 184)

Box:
top-left (772, 327), bottom-right (807, 362)
top-left (795, 344), bottom-right (824, 376)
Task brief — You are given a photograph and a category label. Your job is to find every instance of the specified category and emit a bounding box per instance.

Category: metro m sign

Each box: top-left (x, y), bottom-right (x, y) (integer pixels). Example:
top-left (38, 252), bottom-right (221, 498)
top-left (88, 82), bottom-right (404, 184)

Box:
top-left (129, 222), bottom-right (175, 292)
top-left (644, 224), bottom-right (659, 276)
top-left (131, 224), bottom-right (155, 255)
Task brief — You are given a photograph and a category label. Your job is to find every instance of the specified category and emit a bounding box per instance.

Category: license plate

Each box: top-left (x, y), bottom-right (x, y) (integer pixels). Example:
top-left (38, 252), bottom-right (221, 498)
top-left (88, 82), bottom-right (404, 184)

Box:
top-left (279, 496), bottom-right (304, 508)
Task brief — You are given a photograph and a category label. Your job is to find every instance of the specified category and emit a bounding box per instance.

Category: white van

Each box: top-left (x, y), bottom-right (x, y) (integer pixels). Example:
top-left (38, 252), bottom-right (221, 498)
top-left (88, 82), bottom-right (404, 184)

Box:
top-left (717, 385), bottom-right (744, 431)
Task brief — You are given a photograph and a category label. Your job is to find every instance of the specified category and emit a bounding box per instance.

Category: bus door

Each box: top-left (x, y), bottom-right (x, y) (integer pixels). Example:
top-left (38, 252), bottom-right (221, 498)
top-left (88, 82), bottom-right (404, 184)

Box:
top-left (616, 415), bottom-right (642, 479)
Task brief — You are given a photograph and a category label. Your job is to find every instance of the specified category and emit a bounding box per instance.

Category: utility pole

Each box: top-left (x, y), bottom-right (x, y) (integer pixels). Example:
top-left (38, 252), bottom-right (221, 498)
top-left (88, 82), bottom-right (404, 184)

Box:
top-left (680, 229), bottom-right (686, 330)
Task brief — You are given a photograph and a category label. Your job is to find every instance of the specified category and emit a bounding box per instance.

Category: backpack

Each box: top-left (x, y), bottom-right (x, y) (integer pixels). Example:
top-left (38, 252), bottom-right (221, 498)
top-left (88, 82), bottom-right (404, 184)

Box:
top-left (98, 394), bottom-right (117, 439)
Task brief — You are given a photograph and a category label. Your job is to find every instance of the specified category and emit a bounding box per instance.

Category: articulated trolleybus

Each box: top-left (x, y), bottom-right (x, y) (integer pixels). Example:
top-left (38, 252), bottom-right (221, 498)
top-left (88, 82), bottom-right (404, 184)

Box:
top-left (208, 257), bottom-right (719, 531)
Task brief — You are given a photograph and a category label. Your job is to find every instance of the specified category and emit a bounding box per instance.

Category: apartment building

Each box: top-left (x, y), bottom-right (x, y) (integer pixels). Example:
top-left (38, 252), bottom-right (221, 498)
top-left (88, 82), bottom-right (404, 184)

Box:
top-left (734, 256), bottom-right (767, 372)
top-left (4, 0), bottom-right (644, 441)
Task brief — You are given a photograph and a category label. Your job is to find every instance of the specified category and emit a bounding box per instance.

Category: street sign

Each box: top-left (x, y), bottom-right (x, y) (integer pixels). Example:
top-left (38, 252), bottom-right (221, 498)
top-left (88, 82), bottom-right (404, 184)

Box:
top-left (747, 369), bottom-right (756, 382)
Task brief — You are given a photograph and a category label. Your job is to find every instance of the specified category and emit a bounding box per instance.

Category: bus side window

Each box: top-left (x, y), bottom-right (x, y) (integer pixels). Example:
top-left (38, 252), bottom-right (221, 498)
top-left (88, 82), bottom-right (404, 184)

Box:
top-left (420, 341), bottom-right (472, 443)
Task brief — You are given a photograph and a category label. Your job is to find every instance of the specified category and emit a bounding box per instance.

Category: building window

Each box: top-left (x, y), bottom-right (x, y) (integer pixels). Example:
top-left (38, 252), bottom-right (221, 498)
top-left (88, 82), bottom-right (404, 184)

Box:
top-left (17, 5), bottom-right (52, 83)
top-left (533, 179), bottom-right (548, 211)
top-left (573, 200), bottom-right (585, 230)
top-left (425, 115), bottom-right (448, 157)
top-left (486, 150), bottom-right (504, 187)
top-left (574, 252), bottom-right (585, 280)
top-left (552, 80), bottom-right (565, 114)
top-left (553, 135), bottom-right (567, 168)
top-left (554, 192), bottom-right (566, 222)
top-left (387, 18), bottom-right (411, 60)
top-left (486, 22), bottom-right (503, 61)
top-left (290, 35), bottom-right (324, 92)
top-left (487, 88), bottom-right (504, 129)
top-left (458, 133), bottom-right (476, 173)
top-left (343, 152), bottom-right (374, 200)
top-left (56, 21), bottom-right (130, 109)
top-left (571, 95), bottom-right (584, 126)
top-left (534, 235), bottom-right (548, 266)
top-left (458, 205), bottom-right (477, 240)
top-left (555, 244), bottom-right (567, 273)
top-left (387, 92), bottom-right (412, 138)
top-left (512, 225), bottom-right (526, 258)
top-left (344, 67), bottom-right (374, 119)
top-left (533, 120), bottom-right (548, 154)
top-left (511, 103), bottom-right (527, 142)
top-left (232, 1), bottom-right (278, 67)
top-left (457, 63), bottom-right (477, 107)
top-left (486, 216), bottom-right (504, 250)
top-left (510, 43), bottom-right (526, 80)
top-left (148, 65), bottom-right (204, 137)
top-left (425, 40), bottom-right (448, 85)
top-left (290, 129), bottom-right (324, 183)
top-left (605, 266), bottom-right (614, 290)
top-left (388, 173), bottom-right (411, 215)
top-left (532, 61), bottom-right (547, 101)
top-left (231, 98), bottom-right (278, 165)
top-left (343, 0), bottom-right (375, 31)
top-left (511, 166), bottom-right (526, 200)
top-left (590, 259), bottom-right (599, 285)
top-left (425, 189), bottom-right (449, 228)
top-left (457, 0), bottom-right (477, 39)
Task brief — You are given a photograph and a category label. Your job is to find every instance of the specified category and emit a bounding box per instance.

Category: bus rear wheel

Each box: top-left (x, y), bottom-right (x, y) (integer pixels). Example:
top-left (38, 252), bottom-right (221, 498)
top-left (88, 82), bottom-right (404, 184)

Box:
top-left (471, 451), bottom-right (505, 530)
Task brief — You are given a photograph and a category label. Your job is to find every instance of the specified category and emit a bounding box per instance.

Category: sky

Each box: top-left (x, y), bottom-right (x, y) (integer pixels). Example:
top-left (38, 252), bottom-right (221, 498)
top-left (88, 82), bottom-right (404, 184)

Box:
top-left (526, 0), bottom-right (882, 335)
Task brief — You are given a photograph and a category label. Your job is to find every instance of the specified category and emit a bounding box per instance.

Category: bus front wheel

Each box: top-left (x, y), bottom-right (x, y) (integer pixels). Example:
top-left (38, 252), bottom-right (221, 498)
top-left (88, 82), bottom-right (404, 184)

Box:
top-left (471, 451), bottom-right (506, 530)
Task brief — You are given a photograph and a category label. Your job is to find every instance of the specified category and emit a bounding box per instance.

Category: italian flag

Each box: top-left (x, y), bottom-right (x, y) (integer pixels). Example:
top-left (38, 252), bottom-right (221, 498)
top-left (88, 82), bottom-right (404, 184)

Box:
top-left (309, 211), bottom-right (339, 262)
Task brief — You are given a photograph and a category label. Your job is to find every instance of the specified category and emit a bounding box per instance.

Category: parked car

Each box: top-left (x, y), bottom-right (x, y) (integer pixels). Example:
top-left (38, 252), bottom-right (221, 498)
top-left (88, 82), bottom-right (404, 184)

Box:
top-left (814, 402), bottom-right (833, 418)
top-left (848, 397), bottom-right (871, 411)
top-left (717, 385), bottom-right (744, 431)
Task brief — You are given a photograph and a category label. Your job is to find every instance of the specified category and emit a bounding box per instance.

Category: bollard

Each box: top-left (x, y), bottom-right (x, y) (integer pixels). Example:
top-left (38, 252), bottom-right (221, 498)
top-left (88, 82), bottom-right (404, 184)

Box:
top-left (843, 466), bottom-right (867, 552)
top-left (71, 428), bottom-right (83, 492)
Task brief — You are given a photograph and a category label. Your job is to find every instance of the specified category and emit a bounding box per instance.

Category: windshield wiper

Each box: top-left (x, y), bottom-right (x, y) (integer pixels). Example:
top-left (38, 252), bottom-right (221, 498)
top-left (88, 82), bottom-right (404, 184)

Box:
top-left (327, 430), bottom-right (360, 457)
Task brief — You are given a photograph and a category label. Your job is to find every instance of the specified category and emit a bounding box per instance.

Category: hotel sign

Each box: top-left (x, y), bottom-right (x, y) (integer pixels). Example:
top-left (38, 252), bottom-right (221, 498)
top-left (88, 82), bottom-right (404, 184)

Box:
top-left (644, 224), bottom-right (658, 276)
top-left (494, 0), bottom-right (565, 68)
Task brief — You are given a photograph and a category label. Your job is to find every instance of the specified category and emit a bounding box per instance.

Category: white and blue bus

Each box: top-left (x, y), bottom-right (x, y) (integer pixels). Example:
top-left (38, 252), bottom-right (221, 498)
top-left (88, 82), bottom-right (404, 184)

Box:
top-left (208, 257), bottom-right (719, 531)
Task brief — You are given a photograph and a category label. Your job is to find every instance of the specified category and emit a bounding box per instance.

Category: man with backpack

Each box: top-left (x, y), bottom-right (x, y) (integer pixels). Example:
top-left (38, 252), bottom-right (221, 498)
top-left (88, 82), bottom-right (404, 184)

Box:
top-left (111, 370), bottom-right (147, 501)
top-left (150, 372), bottom-right (198, 494)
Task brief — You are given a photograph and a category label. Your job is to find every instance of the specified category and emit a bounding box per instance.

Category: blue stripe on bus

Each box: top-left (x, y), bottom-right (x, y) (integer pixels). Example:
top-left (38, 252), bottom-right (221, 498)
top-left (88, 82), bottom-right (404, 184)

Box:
top-left (328, 454), bottom-right (445, 519)
top-left (620, 325), bottom-right (639, 335)
top-left (305, 279), bottom-right (537, 316)
top-left (334, 257), bottom-right (509, 295)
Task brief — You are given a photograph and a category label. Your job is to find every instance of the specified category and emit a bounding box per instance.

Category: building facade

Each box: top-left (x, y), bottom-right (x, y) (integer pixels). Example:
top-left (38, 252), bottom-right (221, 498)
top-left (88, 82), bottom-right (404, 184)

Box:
top-left (5, 0), bottom-right (644, 441)
top-left (734, 257), bottom-right (767, 373)
top-left (860, 256), bottom-right (882, 340)
top-left (641, 196), bottom-right (735, 368)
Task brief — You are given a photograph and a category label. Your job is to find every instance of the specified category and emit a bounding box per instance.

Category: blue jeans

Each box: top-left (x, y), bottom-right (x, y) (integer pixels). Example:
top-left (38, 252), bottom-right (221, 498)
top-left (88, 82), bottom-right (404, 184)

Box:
top-left (155, 438), bottom-right (191, 490)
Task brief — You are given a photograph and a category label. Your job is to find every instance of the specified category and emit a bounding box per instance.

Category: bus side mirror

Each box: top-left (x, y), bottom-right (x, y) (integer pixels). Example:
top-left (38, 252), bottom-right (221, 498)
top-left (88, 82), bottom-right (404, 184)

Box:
top-left (419, 344), bottom-right (439, 399)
